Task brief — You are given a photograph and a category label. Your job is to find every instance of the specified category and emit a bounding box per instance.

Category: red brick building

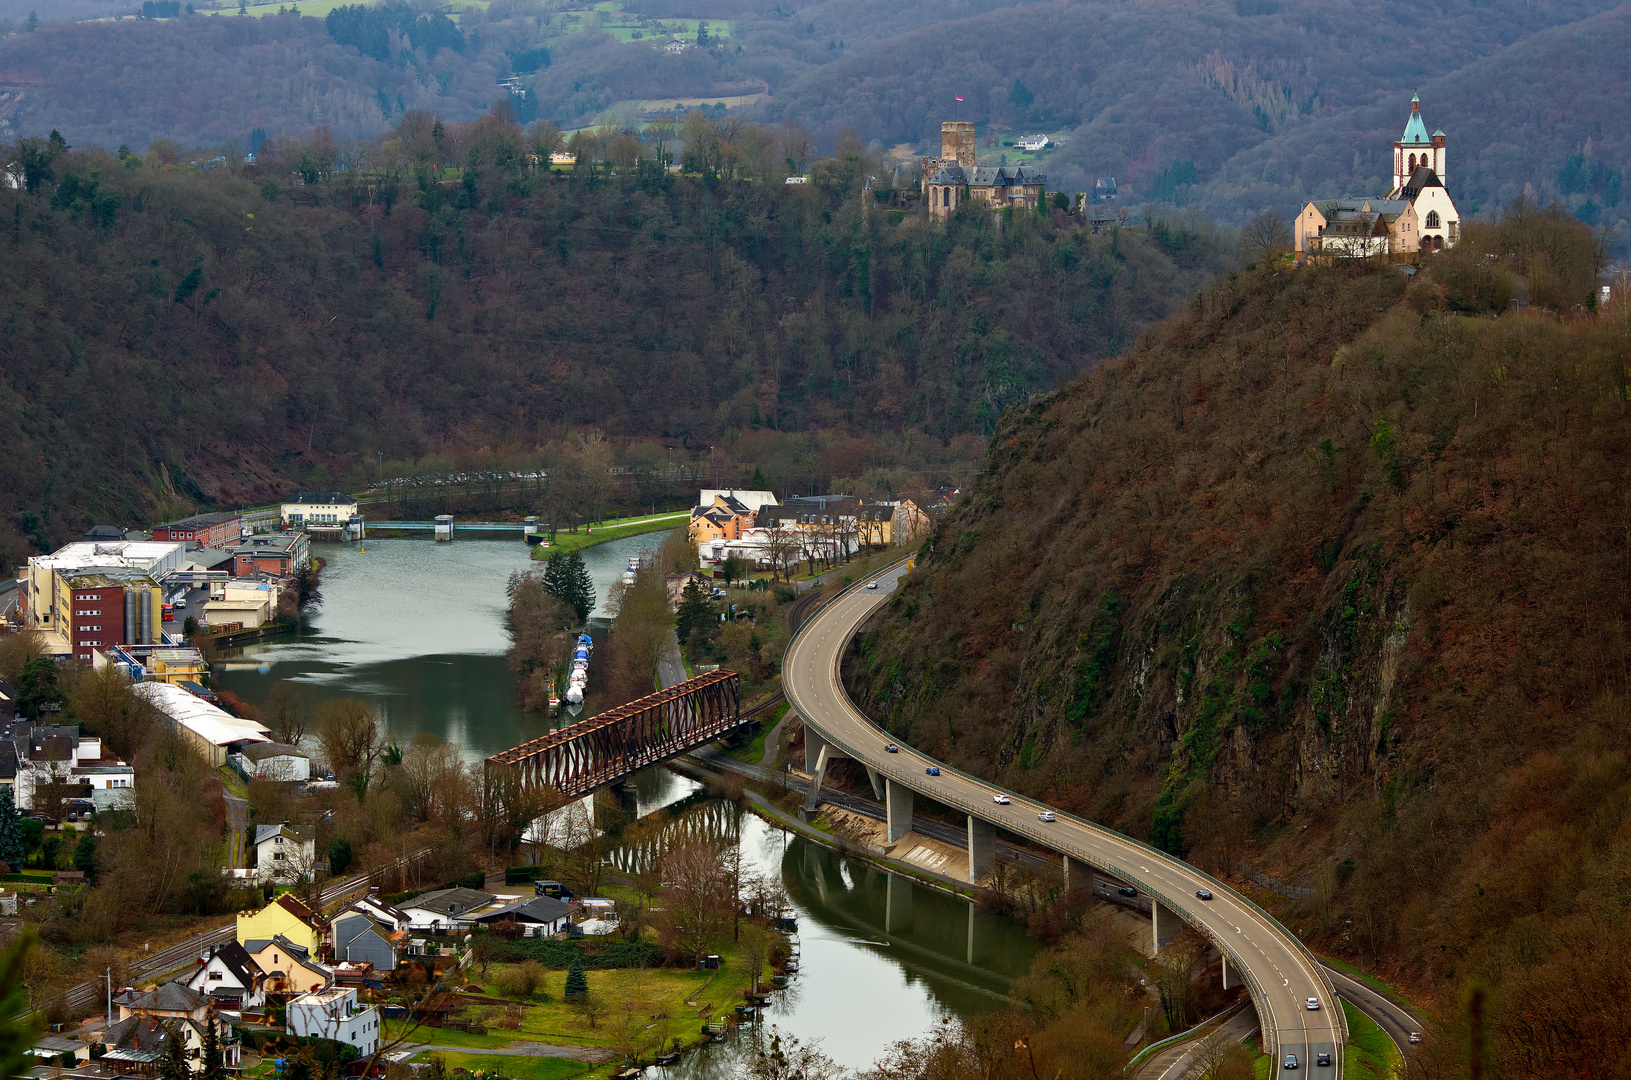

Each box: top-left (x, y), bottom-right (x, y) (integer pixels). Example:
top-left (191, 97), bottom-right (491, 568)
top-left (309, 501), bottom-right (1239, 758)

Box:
top-left (232, 533), bottom-right (311, 579)
top-left (62, 572), bottom-right (162, 662)
top-left (153, 513), bottom-right (244, 550)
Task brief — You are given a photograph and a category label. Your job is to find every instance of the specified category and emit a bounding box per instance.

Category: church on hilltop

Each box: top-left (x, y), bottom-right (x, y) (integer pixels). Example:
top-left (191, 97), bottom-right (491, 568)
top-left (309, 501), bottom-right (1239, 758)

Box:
top-left (920, 120), bottom-right (1046, 220)
top-left (1295, 92), bottom-right (1461, 260)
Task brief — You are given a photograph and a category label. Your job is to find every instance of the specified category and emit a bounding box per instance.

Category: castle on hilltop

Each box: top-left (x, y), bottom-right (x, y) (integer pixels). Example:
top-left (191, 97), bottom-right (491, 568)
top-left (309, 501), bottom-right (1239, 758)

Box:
top-left (1295, 92), bottom-right (1461, 260)
top-left (920, 121), bottom-right (1046, 220)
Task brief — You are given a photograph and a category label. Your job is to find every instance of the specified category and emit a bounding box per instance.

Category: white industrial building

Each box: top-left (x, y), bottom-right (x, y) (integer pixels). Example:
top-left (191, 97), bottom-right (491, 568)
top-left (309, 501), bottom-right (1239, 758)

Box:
top-left (133, 682), bottom-right (271, 767)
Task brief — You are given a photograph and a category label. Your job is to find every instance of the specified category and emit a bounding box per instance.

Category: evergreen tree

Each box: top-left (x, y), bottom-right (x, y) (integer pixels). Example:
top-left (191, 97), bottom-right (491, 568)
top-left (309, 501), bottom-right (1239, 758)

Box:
top-left (0, 931), bottom-right (43, 1080)
top-left (156, 1022), bottom-right (192, 1080)
top-left (73, 832), bottom-right (98, 883)
top-left (198, 1007), bottom-right (226, 1080)
top-left (567, 550), bottom-right (595, 623)
top-left (748, 466), bottom-right (769, 490)
top-left (564, 956), bottom-right (588, 1001)
top-left (541, 551), bottom-right (577, 621)
top-left (328, 838), bottom-right (353, 876)
top-left (15, 657), bottom-right (64, 720)
top-left (674, 577), bottom-right (714, 643)
top-left (0, 788), bottom-right (22, 871)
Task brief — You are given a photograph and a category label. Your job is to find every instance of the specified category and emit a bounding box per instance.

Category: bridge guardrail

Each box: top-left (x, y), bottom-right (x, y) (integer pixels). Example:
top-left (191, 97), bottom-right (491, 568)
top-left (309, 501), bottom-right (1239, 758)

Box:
top-left (785, 558), bottom-right (1346, 1065)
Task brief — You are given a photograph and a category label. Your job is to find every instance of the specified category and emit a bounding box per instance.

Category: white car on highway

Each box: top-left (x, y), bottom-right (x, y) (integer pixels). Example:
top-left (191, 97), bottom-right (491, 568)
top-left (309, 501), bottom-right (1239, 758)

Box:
top-left (992, 795), bottom-right (1010, 804)
top-left (1306, 998), bottom-right (1321, 1010)
top-left (1037, 811), bottom-right (1056, 822)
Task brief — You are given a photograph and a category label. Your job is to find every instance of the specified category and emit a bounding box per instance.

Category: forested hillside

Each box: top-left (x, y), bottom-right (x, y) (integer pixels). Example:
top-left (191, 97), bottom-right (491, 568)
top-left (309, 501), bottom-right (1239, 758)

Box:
top-left (4, 0), bottom-right (1628, 248)
top-left (846, 206), bottom-right (1628, 1074)
top-left (0, 111), bottom-right (1228, 563)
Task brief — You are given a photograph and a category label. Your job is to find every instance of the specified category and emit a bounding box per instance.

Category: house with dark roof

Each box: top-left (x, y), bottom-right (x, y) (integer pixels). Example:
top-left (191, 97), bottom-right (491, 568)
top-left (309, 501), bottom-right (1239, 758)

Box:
top-left (115, 980), bottom-right (208, 1023)
top-left (336, 889), bottom-right (410, 931)
top-left (183, 940), bottom-right (266, 1007)
top-left (925, 163), bottom-right (1046, 220)
top-left (399, 886), bottom-right (497, 932)
top-left (332, 910), bottom-right (400, 971)
top-left (471, 894), bottom-right (575, 937)
top-left (236, 893), bottom-right (327, 954)
top-left (252, 822), bottom-right (315, 883)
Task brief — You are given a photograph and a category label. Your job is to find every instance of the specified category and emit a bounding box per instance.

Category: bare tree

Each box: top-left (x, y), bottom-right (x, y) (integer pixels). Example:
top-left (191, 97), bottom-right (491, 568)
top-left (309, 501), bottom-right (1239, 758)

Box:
top-left (316, 698), bottom-right (384, 792)
top-left (1239, 210), bottom-right (1292, 267)
top-left (763, 526), bottom-right (800, 583)
top-left (655, 842), bottom-right (732, 965)
top-left (262, 681), bottom-right (313, 746)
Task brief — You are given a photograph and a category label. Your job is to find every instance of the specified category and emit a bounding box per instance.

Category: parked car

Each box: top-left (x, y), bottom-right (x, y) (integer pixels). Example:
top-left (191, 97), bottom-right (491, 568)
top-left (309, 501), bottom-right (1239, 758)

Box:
top-left (925, 766), bottom-right (940, 776)
top-left (1196, 889), bottom-right (1213, 900)
top-left (992, 795), bottom-right (1011, 804)
top-left (884, 744), bottom-right (899, 753)
top-left (1283, 1054), bottom-right (1298, 1070)
top-left (1037, 811), bottom-right (1056, 822)
top-left (1306, 998), bottom-right (1321, 1010)
top-left (1118, 886), bottom-right (1138, 897)
top-left (1316, 1053), bottom-right (1331, 1067)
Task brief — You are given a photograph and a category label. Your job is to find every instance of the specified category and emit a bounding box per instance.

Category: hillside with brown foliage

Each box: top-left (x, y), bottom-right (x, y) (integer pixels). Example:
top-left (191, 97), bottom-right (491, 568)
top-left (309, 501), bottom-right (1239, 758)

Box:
top-left (846, 205), bottom-right (1629, 1075)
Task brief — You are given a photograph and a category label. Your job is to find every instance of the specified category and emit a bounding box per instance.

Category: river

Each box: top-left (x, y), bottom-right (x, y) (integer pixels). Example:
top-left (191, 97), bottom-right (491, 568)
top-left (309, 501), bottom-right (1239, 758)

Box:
top-left (211, 534), bottom-right (1040, 1071)
top-left (211, 532), bottom-right (672, 760)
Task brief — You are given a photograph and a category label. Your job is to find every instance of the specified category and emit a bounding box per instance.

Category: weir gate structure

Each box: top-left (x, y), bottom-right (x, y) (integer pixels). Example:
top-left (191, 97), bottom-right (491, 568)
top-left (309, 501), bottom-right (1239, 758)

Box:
top-left (486, 669), bottom-right (745, 801)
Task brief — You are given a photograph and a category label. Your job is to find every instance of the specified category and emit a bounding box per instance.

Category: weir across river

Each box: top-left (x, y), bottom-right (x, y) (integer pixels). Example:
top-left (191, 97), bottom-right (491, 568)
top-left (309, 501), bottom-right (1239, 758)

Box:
top-left (486, 668), bottom-right (744, 800)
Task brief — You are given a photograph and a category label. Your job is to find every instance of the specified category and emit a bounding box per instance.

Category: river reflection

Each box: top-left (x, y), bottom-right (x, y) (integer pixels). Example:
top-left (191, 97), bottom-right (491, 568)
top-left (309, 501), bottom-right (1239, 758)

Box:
top-left (210, 532), bottom-right (672, 759)
top-left (637, 809), bottom-right (1040, 1076)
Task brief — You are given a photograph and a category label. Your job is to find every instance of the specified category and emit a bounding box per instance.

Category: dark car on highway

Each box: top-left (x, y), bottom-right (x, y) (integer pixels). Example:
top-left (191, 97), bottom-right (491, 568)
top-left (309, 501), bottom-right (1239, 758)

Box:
top-left (1118, 886), bottom-right (1138, 897)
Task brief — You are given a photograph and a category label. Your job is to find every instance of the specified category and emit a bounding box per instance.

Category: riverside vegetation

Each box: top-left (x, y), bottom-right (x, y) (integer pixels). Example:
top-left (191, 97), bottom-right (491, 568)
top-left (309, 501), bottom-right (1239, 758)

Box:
top-left (0, 108), bottom-right (1228, 565)
top-left (848, 201), bottom-right (1623, 1076)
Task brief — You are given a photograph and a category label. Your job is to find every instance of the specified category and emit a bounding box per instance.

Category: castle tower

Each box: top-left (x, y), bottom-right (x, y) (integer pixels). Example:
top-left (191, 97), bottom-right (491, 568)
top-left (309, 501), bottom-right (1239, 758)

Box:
top-left (941, 121), bottom-right (976, 168)
top-left (1391, 90), bottom-right (1445, 194)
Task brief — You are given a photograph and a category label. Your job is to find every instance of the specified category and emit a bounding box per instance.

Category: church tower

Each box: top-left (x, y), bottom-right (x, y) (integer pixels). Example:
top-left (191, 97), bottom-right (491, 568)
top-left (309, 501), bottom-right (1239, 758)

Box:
top-left (1392, 91), bottom-right (1445, 194)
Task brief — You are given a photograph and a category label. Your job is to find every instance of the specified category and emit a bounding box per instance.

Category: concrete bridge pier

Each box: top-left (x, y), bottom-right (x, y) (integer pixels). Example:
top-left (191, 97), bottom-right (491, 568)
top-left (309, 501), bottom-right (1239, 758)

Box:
top-left (802, 726), bottom-right (845, 816)
top-left (1221, 952), bottom-right (1231, 990)
top-left (1151, 898), bottom-right (1180, 955)
top-left (886, 779), bottom-right (914, 843)
top-left (966, 815), bottom-right (996, 884)
top-left (1063, 854), bottom-right (1094, 892)
top-left (885, 873), bottom-right (914, 933)
top-left (864, 765), bottom-right (886, 801)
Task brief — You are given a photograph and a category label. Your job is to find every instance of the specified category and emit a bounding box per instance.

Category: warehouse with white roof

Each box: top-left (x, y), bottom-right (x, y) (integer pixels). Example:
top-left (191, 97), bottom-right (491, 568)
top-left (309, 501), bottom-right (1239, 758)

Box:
top-left (134, 681), bottom-right (272, 767)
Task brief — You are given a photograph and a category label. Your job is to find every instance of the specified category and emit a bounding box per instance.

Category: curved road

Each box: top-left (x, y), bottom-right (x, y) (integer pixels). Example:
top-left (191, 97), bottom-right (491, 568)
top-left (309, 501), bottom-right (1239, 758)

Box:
top-left (783, 565), bottom-right (1345, 1076)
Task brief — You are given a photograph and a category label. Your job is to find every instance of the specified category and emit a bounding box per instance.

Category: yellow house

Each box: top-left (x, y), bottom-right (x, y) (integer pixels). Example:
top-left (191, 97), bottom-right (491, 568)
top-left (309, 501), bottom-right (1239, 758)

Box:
top-left (236, 894), bottom-right (325, 954)
top-left (246, 934), bottom-right (331, 995)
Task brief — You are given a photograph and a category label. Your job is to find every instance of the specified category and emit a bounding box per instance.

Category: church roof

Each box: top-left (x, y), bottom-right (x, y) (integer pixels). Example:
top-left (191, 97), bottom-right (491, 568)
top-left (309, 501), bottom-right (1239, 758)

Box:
top-left (1397, 165), bottom-right (1445, 200)
top-left (1400, 92), bottom-right (1430, 145)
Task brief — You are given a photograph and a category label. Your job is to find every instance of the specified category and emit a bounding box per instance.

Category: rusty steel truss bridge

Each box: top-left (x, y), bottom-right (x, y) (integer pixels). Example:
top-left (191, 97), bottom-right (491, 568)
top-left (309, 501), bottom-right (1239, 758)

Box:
top-left (486, 668), bottom-right (745, 800)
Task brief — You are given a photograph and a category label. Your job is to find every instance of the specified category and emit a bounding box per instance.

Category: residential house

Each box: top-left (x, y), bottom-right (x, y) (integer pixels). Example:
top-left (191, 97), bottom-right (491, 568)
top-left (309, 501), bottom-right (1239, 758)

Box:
top-left (245, 934), bottom-right (332, 996)
top-left (471, 895), bottom-right (576, 937)
top-left (696, 489), bottom-right (779, 514)
top-left (252, 823), bottom-right (316, 884)
top-left (236, 893), bottom-right (327, 954)
top-left (399, 886), bottom-right (497, 933)
top-left (151, 513), bottom-right (245, 551)
top-left (2, 720), bottom-right (135, 812)
top-left (280, 493), bottom-right (359, 536)
top-left (232, 533), bottom-right (310, 579)
top-left (331, 910), bottom-right (400, 971)
top-left (337, 889), bottom-right (411, 931)
top-left (134, 681), bottom-right (271, 767)
top-left (30, 1033), bottom-right (91, 1065)
top-left (103, 1005), bottom-right (240, 1073)
top-left (233, 742), bottom-right (310, 783)
top-left (688, 491), bottom-right (774, 548)
top-left (204, 577), bottom-right (284, 629)
top-left (286, 986), bottom-right (382, 1056)
top-left (183, 941), bottom-right (266, 1008)
top-left (1094, 176), bottom-right (1117, 202)
top-left (114, 981), bottom-right (209, 1023)
top-left (1015, 133), bottom-right (1050, 152)
top-left (0, 678), bottom-right (13, 723)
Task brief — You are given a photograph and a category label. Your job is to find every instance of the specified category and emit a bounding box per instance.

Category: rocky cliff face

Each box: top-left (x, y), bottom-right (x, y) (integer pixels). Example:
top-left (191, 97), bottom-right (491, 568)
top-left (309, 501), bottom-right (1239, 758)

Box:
top-left (845, 257), bottom-right (1631, 1043)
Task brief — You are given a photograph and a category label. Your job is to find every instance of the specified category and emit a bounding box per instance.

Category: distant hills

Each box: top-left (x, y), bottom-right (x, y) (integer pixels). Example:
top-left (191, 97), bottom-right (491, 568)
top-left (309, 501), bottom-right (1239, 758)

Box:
top-left (2, 0), bottom-right (1626, 250)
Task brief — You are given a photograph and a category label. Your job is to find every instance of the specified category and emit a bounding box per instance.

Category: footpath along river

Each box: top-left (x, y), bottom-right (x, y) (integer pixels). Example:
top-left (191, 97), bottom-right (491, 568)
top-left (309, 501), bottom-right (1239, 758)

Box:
top-left (211, 533), bottom-right (1040, 1070)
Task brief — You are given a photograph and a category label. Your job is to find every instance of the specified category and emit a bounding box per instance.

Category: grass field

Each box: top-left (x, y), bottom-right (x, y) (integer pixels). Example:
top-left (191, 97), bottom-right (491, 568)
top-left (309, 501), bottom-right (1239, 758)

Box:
top-left (1322, 956), bottom-right (1424, 1011)
top-left (415, 1054), bottom-right (596, 1080)
top-left (528, 513), bottom-right (686, 559)
top-left (1342, 1001), bottom-right (1402, 1080)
